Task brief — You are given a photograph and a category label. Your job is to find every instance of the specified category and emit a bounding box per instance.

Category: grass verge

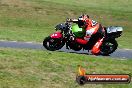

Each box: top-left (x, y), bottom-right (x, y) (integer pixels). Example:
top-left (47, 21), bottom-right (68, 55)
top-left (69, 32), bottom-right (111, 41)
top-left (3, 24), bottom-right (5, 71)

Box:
top-left (0, 48), bottom-right (131, 88)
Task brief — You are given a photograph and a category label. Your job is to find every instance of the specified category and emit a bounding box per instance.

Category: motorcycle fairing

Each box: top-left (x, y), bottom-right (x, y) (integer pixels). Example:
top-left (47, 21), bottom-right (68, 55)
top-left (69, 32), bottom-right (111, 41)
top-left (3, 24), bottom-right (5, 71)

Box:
top-left (50, 32), bottom-right (63, 38)
top-left (72, 24), bottom-right (85, 38)
top-left (76, 38), bottom-right (88, 45)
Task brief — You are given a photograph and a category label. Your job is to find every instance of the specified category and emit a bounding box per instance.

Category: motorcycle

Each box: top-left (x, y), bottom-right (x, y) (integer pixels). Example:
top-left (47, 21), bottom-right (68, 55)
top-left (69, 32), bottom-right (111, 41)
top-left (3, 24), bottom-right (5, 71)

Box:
top-left (43, 19), bottom-right (123, 55)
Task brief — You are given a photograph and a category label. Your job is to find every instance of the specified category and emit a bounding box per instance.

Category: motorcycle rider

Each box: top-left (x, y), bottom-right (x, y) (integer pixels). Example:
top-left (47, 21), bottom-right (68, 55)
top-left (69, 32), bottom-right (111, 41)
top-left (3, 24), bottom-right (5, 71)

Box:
top-left (68, 14), bottom-right (105, 55)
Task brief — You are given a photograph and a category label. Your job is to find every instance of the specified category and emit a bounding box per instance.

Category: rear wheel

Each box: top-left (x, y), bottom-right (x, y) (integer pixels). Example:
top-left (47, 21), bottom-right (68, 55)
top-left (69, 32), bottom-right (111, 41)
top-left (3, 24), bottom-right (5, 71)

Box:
top-left (43, 36), bottom-right (65, 51)
top-left (100, 39), bottom-right (118, 56)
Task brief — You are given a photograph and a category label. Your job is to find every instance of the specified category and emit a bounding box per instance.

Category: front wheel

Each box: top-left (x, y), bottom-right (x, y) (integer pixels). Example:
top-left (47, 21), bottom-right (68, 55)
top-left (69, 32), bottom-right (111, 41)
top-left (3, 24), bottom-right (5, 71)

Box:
top-left (100, 39), bottom-right (118, 56)
top-left (43, 36), bottom-right (65, 51)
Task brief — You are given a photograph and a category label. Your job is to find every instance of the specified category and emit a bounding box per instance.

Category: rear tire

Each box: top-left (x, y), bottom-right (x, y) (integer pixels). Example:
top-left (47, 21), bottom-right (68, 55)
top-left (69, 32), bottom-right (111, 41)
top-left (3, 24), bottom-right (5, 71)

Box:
top-left (100, 39), bottom-right (118, 56)
top-left (43, 36), bottom-right (65, 51)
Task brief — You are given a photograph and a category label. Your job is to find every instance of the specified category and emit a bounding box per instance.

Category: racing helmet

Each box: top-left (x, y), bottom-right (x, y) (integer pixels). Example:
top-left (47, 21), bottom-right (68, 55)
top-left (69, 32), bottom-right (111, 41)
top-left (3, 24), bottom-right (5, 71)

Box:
top-left (78, 14), bottom-right (89, 28)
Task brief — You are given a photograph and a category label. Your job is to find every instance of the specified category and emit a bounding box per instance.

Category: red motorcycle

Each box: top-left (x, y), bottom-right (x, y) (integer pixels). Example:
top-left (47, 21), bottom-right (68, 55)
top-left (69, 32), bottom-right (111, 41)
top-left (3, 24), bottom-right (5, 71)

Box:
top-left (43, 20), bottom-right (123, 55)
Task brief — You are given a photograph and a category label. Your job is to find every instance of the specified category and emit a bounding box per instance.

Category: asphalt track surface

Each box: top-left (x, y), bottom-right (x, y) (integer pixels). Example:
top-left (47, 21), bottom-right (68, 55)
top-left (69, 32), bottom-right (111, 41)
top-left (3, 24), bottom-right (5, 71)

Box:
top-left (0, 40), bottom-right (132, 59)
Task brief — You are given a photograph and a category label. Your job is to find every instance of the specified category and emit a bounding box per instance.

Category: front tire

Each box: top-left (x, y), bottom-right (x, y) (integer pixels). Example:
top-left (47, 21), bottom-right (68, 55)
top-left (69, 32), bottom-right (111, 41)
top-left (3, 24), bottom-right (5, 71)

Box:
top-left (43, 36), bottom-right (65, 51)
top-left (100, 39), bottom-right (118, 56)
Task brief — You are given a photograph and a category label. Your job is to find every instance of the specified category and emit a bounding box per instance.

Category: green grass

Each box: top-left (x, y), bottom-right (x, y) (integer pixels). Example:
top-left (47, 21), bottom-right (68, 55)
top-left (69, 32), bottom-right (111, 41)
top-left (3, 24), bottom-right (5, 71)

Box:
top-left (0, 0), bottom-right (132, 48)
top-left (0, 48), bottom-right (131, 88)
